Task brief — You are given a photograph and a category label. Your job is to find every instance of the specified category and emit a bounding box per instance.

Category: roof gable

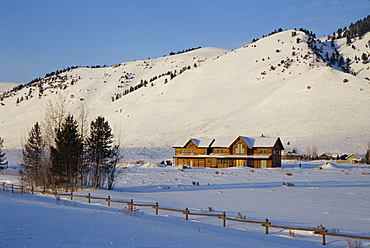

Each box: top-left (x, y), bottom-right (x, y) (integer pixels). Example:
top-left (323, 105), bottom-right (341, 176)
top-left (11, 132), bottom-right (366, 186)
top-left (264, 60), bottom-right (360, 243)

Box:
top-left (197, 139), bottom-right (215, 148)
top-left (173, 138), bottom-right (214, 148)
top-left (173, 137), bottom-right (192, 148)
top-left (240, 136), bottom-right (255, 148)
top-left (211, 137), bottom-right (236, 148)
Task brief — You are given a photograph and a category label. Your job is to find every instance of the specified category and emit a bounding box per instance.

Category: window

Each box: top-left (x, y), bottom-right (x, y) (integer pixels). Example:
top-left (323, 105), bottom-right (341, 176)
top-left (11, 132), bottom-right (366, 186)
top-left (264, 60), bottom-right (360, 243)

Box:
top-left (248, 159), bottom-right (254, 167)
top-left (260, 149), bottom-right (267, 154)
top-left (216, 149), bottom-right (224, 154)
top-left (217, 159), bottom-right (228, 165)
top-left (180, 149), bottom-right (186, 155)
top-left (236, 160), bottom-right (244, 166)
top-left (235, 143), bottom-right (244, 154)
top-left (189, 149), bottom-right (194, 155)
top-left (260, 160), bottom-right (267, 168)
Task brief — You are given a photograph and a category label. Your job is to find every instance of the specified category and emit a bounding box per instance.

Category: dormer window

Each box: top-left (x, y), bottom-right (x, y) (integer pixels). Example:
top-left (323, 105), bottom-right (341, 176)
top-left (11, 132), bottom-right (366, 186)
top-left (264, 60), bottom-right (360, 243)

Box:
top-left (235, 143), bottom-right (244, 154)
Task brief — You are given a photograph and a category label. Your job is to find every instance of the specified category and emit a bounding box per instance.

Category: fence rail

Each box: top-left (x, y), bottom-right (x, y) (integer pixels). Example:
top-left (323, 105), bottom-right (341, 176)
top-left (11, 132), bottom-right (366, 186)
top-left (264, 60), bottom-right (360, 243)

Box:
top-left (2, 182), bottom-right (370, 246)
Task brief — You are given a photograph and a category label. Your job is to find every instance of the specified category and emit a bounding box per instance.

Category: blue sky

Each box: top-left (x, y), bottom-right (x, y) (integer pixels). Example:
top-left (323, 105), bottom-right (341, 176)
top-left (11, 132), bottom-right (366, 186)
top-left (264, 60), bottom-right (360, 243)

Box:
top-left (1, 0), bottom-right (369, 84)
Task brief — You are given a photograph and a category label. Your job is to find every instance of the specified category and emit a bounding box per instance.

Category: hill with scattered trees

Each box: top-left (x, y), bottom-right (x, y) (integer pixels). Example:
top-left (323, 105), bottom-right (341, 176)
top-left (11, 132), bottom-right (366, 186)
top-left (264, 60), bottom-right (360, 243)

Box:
top-left (0, 17), bottom-right (369, 155)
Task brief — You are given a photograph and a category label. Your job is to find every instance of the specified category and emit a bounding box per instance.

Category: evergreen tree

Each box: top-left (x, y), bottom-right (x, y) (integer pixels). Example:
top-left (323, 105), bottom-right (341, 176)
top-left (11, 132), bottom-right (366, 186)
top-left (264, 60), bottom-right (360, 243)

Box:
top-left (338, 56), bottom-right (345, 67)
top-left (0, 137), bottom-right (7, 169)
top-left (50, 115), bottom-right (83, 191)
top-left (87, 116), bottom-right (115, 189)
top-left (365, 148), bottom-right (370, 164)
top-left (361, 53), bottom-right (368, 63)
top-left (20, 122), bottom-right (48, 188)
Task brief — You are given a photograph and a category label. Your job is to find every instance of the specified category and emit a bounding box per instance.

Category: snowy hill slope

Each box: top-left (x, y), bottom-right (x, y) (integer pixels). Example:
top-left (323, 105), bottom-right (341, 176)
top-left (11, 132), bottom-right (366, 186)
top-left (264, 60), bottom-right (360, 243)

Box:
top-left (334, 32), bottom-right (370, 80)
top-left (0, 82), bottom-right (18, 93)
top-left (0, 31), bottom-right (369, 154)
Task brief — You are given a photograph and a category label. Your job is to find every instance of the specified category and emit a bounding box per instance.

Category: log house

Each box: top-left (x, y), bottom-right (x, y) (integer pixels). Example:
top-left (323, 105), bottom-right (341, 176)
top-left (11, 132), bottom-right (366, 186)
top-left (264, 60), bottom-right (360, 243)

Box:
top-left (173, 136), bottom-right (284, 168)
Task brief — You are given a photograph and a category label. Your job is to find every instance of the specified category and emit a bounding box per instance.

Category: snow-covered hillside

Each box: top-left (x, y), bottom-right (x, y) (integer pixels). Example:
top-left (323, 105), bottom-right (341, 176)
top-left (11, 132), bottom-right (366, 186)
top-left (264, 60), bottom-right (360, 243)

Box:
top-left (0, 31), bottom-right (369, 154)
top-left (0, 82), bottom-right (18, 93)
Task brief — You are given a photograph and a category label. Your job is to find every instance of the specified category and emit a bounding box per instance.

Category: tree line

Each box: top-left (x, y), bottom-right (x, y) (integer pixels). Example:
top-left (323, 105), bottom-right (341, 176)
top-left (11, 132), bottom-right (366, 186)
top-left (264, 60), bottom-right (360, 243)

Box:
top-left (169, 46), bottom-right (202, 56)
top-left (328, 15), bottom-right (370, 42)
top-left (252, 28), bottom-right (317, 43)
top-left (18, 99), bottom-right (121, 192)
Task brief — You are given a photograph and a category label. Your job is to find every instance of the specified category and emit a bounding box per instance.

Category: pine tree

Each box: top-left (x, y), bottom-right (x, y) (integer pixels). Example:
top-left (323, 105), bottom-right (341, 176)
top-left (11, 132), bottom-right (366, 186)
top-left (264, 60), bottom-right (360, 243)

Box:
top-left (365, 149), bottom-right (370, 164)
top-left (0, 137), bottom-right (7, 169)
top-left (50, 115), bottom-right (83, 191)
top-left (20, 122), bottom-right (47, 188)
top-left (361, 53), bottom-right (368, 63)
top-left (338, 56), bottom-right (345, 67)
top-left (87, 116), bottom-right (115, 189)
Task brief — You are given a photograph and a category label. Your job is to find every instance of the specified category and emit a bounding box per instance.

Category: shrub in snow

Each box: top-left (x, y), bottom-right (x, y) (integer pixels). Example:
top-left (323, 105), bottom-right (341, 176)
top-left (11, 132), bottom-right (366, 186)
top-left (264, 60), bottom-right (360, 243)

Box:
top-left (283, 182), bottom-right (295, 187)
top-left (208, 206), bottom-right (214, 212)
top-left (289, 230), bottom-right (299, 239)
top-left (237, 212), bottom-right (246, 219)
top-left (55, 195), bottom-right (76, 207)
top-left (121, 206), bottom-right (143, 217)
top-left (347, 240), bottom-right (363, 248)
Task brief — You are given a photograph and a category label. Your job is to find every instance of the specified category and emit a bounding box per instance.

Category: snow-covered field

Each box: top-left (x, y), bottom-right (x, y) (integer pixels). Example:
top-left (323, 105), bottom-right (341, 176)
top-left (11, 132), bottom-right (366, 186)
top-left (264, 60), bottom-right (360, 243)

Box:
top-left (1, 160), bottom-right (370, 247)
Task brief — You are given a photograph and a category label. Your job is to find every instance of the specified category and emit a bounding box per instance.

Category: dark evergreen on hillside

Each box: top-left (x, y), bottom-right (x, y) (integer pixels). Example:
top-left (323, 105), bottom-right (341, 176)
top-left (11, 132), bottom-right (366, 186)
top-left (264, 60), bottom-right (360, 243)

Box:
top-left (169, 46), bottom-right (202, 56)
top-left (329, 15), bottom-right (370, 40)
top-left (50, 115), bottom-right (83, 191)
top-left (252, 27), bottom-right (316, 43)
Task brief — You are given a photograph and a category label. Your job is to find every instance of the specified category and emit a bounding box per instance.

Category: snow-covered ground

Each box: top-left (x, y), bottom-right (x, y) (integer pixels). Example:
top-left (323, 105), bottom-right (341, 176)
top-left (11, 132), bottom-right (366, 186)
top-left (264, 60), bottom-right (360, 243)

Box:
top-left (1, 160), bottom-right (370, 247)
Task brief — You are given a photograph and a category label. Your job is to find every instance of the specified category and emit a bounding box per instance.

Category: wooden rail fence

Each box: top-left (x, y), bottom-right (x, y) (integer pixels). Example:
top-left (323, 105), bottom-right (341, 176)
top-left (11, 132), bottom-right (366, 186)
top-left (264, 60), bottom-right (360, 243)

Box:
top-left (2, 182), bottom-right (370, 246)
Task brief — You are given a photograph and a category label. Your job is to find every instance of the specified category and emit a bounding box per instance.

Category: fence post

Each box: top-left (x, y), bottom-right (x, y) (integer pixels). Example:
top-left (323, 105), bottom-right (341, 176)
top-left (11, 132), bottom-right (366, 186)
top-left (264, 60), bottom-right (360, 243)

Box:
top-left (222, 212), bottom-right (226, 227)
top-left (31, 186), bottom-right (34, 194)
top-left (107, 196), bottom-right (111, 207)
top-left (88, 193), bottom-right (91, 204)
top-left (155, 202), bottom-right (159, 215)
top-left (130, 199), bottom-right (134, 211)
top-left (70, 192), bottom-right (73, 200)
top-left (265, 219), bottom-right (270, 234)
top-left (11, 184), bottom-right (14, 193)
top-left (21, 185), bottom-right (24, 194)
top-left (185, 208), bottom-right (189, 220)
top-left (322, 227), bottom-right (326, 245)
